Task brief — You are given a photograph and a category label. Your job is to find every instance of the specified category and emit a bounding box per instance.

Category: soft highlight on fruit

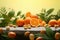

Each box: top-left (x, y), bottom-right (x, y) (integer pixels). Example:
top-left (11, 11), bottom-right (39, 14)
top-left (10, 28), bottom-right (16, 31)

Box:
top-left (8, 32), bottom-right (16, 38)
top-left (16, 19), bottom-right (24, 27)
top-left (48, 19), bottom-right (57, 27)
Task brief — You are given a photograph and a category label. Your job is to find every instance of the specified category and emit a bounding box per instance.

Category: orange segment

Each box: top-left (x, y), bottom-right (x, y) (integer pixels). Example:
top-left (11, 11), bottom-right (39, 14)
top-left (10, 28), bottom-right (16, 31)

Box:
top-left (26, 12), bottom-right (31, 17)
top-left (30, 18), bottom-right (40, 27)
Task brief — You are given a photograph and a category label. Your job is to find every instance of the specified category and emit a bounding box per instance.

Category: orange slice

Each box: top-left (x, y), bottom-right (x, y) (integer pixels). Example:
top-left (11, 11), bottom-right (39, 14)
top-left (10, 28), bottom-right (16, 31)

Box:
top-left (30, 18), bottom-right (40, 27)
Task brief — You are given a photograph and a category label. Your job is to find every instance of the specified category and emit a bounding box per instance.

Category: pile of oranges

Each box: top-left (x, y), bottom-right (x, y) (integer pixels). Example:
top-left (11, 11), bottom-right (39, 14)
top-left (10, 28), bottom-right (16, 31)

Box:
top-left (48, 19), bottom-right (60, 27)
top-left (16, 12), bottom-right (60, 27)
top-left (16, 12), bottom-right (46, 27)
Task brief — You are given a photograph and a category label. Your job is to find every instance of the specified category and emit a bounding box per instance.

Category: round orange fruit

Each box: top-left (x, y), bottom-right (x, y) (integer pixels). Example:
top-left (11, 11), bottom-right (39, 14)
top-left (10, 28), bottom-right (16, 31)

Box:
top-left (30, 18), bottom-right (40, 27)
top-left (8, 32), bottom-right (16, 38)
top-left (24, 17), bottom-right (31, 24)
top-left (24, 31), bottom-right (30, 37)
top-left (16, 19), bottom-right (24, 27)
top-left (57, 19), bottom-right (60, 26)
top-left (36, 37), bottom-right (43, 40)
top-left (26, 12), bottom-right (31, 17)
top-left (39, 19), bottom-right (42, 23)
top-left (55, 32), bottom-right (60, 40)
top-left (40, 21), bottom-right (46, 27)
top-left (48, 19), bottom-right (57, 27)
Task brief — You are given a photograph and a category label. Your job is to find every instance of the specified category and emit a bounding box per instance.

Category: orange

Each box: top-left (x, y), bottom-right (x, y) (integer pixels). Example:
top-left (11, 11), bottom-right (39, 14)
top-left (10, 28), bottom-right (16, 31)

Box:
top-left (16, 19), bottom-right (24, 27)
top-left (55, 32), bottom-right (60, 40)
top-left (40, 21), bottom-right (46, 27)
top-left (30, 18), bottom-right (40, 27)
top-left (30, 15), bottom-right (38, 19)
top-left (38, 19), bottom-right (43, 23)
top-left (0, 28), bottom-right (3, 34)
top-left (36, 37), bottom-right (43, 40)
top-left (26, 12), bottom-right (31, 17)
top-left (8, 32), bottom-right (16, 38)
top-left (24, 17), bottom-right (31, 24)
top-left (48, 19), bottom-right (57, 27)
top-left (24, 31), bottom-right (30, 37)
top-left (57, 19), bottom-right (60, 26)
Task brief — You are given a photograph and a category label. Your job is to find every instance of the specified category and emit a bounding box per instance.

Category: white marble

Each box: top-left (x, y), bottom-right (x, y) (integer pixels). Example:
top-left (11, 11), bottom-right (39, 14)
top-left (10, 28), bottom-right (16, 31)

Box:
top-left (2, 27), bottom-right (60, 31)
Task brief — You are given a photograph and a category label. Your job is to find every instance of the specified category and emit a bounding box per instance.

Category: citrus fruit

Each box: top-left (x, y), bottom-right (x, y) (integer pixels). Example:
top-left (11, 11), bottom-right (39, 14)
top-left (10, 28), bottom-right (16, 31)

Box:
top-left (24, 17), bottom-right (31, 24)
top-left (30, 15), bottom-right (38, 19)
top-left (8, 32), bottom-right (16, 38)
top-left (30, 18), bottom-right (40, 27)
top-left (48, 19), bottom-right (57, 27)
top-left (40, 21), bottom-right (46, 27)
top-left (36, 37), bottom-right (43, 40)
top-left (26, 12), bottom-right (31, 17)
top-left (16, 19), bottom-right (24, 27)
top-left (24, 31), bottom-right (30, 37)
top-left (57, 19), bottom-right (60, 26)
top-left (55, 32), bottom-right (60, 40)
top-left (38, 19), bottom-right (42, 23)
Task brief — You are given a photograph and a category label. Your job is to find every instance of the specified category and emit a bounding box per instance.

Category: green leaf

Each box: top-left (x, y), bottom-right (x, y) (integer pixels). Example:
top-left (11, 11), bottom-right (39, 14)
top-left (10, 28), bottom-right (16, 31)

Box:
top-left (41, 9), bottom-right (46, 13)
top-left (2, 14), bottom-right (8, 18)
top-left (34, 33), bottom-right (50, 40)
top-left (57, 10), bottom-right (60, 17)
top-left (36, 14), bottom-right (40, 16)
top-left (46, 8), bottom-right (54, 16)
top-left (0, 14), bottom-right (10, 27)
top-left (47, 15), bottom-right (56, 23)
top-left (39, 13), bottom-right (46, 21)
top-left (45, 27), bottom-right (54, 38)
top-left (55, 15), bottom-right (60, 20)
top-left (20, 14), bottom-right (24, 18)
top-left (8, 10), bottom-right (15, 18)
top-left (17, 11), bottom-right (21, 16)
top-left (0, 7), bottom-right (7, 14)
top-left (12, 18), bottom-right (17, 24)
top-left (0, 14), bottom-right (2, 17)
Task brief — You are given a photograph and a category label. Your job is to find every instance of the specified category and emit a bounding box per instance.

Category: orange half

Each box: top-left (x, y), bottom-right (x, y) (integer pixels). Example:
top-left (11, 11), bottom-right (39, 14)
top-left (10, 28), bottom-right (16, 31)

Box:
top-left (30, 18), bottom-right (40, 27)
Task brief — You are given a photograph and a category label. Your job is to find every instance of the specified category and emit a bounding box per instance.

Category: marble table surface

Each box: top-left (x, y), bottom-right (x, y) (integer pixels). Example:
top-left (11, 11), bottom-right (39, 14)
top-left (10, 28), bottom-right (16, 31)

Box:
top-left (2, 27), bottom-right (60, 31)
